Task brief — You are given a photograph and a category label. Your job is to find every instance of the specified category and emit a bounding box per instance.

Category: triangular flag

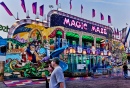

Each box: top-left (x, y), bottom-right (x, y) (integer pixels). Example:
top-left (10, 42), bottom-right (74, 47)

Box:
top-left (32, 2), bottom-right (37, 14)
top-left (0, 2), bottom-right (13, 16)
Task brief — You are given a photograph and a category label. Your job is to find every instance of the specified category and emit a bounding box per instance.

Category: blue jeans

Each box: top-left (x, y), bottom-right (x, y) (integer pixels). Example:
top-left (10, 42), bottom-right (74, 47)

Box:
top-left (124, 71), bottom-right (128, 78)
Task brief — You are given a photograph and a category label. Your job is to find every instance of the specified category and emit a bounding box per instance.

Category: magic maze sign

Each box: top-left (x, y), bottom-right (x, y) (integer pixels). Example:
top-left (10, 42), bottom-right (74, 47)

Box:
top-left (0, 24), bottom-right (9, 32)
top-left (50, 14), bottom-right (112, 37)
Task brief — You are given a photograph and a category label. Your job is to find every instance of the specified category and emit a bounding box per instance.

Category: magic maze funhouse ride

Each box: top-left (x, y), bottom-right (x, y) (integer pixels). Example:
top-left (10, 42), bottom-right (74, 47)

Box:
top-left (1, 10), bottom-right (114, 80)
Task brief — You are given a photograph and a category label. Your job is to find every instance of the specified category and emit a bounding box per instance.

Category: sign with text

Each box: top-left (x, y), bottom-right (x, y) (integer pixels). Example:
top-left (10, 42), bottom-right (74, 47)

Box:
top-left (103, 50), bottom-right (108, 55)
top-left (77, 46), bottom-right (82, 53)
top-left (50, 14), bottom-right (112, 37)
top-left (77, 64), bottom-right (86, 69)
top-left (0, 24), bottom-right (9, 32)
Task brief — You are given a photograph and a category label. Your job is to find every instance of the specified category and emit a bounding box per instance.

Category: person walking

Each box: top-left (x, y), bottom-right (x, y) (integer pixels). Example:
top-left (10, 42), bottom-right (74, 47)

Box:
top-left (123, 63), bottom-right (128, 79)
top-left (44, 63), bottom-right (54, 88)
top-left (107, 63), bottom-right (112, 77)
top-left (49, 57), bottom-right (66, 88)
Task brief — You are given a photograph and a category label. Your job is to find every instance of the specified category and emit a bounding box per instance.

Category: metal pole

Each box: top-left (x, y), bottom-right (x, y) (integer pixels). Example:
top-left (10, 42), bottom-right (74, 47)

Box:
top-left (90, 55), bottom-right (91, 72)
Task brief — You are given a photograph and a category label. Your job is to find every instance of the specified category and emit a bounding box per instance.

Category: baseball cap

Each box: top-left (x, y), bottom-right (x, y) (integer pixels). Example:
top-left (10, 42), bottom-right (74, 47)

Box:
top-left (50, 57), bottom-right (60, 65)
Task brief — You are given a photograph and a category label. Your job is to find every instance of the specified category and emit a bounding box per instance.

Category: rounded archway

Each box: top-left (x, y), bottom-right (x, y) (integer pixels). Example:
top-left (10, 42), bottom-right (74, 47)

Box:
top-left (56, 30), bottom-right (62, 37)
top-left (7, 19), bottom-right (46, 38)
top-left (28, 29), bottom-right (43, 43)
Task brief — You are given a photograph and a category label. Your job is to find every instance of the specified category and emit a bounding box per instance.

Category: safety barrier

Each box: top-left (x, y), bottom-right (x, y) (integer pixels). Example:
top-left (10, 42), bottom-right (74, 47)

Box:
top-left (94, 68), bottom-right (109, 76)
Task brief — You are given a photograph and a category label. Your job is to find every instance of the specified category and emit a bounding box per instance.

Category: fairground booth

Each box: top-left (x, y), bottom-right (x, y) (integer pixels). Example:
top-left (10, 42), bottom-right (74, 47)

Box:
top-left (2, 9), bottom-right (113, 80)
top-left (48, 10), bottom-right (113, 76)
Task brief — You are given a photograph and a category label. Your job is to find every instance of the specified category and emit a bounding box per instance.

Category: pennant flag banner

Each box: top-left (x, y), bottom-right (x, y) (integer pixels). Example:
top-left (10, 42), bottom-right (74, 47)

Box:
top-left (119, 31), bottom-right (122, 40)
top-left (123, 27), bottom-right (130, 45)
top-left (114, 28), bottom-right (117, 39)
top-left (21, 0), bottom-right (26, 13)
top-left (116, 28), bottom-right (120, 39)
top-left (111, 30), bottom-right (114, 38)
top-left (129, 40), bottom-right (130, 47)
top-left (117, 28), bottom-right (119, 35)
top-left (101, 13), bottom-right (104, 20)
top-left (0, 2), bottom-right (13, 16)
top-left (122, 27), bottom-right (127, 40)
top-left (70, 0), bottom-right (72, 10)
top-left (81, 4), bottom-right (83, 13)
top-left (56, 0), bottom-right (58, 5)
top-left (40, 5), bottom-right (44, 16)
top-left (92, 9), bottom-right (95, 18)
top-left (108, 15), bottom-right (111, 23)
top-left (32, 2), bottom-right (37, 14)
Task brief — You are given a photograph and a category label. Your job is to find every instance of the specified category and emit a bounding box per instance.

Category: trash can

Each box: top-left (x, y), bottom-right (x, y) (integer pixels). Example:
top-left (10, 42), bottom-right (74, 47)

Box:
top-left (0, 61), bottom-right (5, 82)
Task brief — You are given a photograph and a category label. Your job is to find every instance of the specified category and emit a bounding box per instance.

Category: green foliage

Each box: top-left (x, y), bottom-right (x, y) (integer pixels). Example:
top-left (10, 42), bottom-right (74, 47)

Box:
top-left (44, 70), bottom-right (49, 76)
top-left (29, 38), bottom-right (33, 42)
top-left (10, 60), bottom-right (50, 78)
top-left (122, 52), bottom-right (127, 62)
top-left (0, 73), bottom-right (4, 76)
top-left (43, 39), bottom-right (47, 44)
top-left (49, 39), bottom-right (54, 45)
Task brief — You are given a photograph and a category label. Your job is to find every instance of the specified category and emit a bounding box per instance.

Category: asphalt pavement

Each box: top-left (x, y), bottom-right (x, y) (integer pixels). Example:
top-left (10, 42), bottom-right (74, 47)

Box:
top-left (66, 77), bottom-right (130, 88)
top-left (0, 77), bottom-right (130, 88)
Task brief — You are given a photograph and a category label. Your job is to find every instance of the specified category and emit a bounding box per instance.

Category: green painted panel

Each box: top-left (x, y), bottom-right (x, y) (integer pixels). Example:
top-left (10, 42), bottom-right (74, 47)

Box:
top-left (82, 35), bottom-right (94, 40)
top-left (96, 38), bottom-right (103, 42)
top-left (56, 30), bottom-right (62, 35)
top-left (66, 32), bottom-right (79, 38)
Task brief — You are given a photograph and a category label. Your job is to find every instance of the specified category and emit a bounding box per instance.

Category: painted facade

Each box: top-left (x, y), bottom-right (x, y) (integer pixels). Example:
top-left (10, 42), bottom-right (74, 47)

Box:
top-left (4, 19), bottom-right (67, 79)
top-left (3, 10), bottom-right (115, 79)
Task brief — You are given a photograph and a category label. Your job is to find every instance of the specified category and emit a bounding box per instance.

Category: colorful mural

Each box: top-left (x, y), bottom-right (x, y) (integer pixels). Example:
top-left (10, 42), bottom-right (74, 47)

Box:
top-left (4, 19), bottom-right (67, 79)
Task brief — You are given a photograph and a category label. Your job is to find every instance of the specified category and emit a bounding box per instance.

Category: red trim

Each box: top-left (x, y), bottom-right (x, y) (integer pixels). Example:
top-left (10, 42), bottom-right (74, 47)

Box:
top-left (49, 27), bottom-right (64, 38)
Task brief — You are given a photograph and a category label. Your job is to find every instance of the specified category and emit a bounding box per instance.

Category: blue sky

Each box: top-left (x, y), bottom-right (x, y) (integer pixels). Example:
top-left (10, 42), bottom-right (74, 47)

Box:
top-left (0, 0), bottom-right (130, 41)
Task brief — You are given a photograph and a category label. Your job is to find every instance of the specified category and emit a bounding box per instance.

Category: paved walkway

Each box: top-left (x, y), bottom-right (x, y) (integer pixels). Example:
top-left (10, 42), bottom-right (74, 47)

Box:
top-left (0, 82), bottom-right (46, 88)
top-left (1, 77), bottom-right (130, 88)
top-left (66, 77), bottom-right (130, 88)
top-left (1, 75), bottom-right (128, 88)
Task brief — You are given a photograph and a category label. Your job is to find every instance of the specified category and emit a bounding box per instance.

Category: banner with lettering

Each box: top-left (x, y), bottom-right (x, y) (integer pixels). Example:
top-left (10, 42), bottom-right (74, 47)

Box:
top-left (50, 14), bottom-right (112, 38)
top-left (0, 24), bottom-right (9, 32)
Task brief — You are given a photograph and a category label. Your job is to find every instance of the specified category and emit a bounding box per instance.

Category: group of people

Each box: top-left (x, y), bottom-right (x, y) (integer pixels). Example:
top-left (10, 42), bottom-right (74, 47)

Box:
top-left (25, 42), bottom-right (66, 88)
top-left (45, 57), bottom-right (66, 88)
top-left (108, 62), bottom-right (128, 79)
top-left (91, 61), bottom-right (129, 79)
